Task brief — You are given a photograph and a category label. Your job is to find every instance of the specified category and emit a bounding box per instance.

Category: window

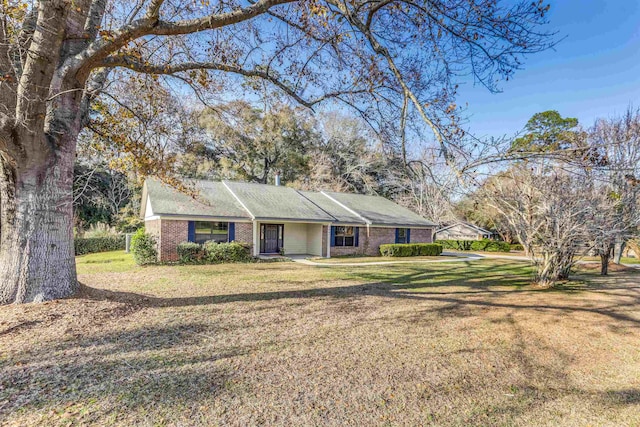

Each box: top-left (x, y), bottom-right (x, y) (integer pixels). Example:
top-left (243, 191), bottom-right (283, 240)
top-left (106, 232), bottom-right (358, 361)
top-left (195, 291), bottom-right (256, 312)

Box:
top-left (194, 221), bottom-right (228, 244)
top-left (397, 228), bottom-right (408, 244)
top-left (334, 226), bottom-right (355, 247)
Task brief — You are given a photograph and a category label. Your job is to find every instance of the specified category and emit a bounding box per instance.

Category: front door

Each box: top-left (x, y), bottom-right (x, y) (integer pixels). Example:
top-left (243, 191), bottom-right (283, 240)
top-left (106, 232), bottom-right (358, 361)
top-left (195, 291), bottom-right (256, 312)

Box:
top-left (261, 224), bottom-right (283, 253)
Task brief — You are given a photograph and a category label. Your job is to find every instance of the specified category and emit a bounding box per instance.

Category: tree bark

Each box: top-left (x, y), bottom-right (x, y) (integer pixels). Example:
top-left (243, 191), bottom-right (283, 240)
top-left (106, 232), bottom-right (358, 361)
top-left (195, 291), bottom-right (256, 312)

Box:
top-left (600, 253), bottom-right (610, 276)
top-left (613, 239), bottom-right (625, 265)
top-left (0, 145), bottom-right (77, 304)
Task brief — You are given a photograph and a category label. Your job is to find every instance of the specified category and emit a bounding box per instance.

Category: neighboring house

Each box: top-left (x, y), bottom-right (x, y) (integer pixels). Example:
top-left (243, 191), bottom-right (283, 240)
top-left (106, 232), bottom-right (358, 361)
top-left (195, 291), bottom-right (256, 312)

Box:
top-left (434, 222), bottom-right (493, 241)
top-left (141, 179), bottom-right (436, 261)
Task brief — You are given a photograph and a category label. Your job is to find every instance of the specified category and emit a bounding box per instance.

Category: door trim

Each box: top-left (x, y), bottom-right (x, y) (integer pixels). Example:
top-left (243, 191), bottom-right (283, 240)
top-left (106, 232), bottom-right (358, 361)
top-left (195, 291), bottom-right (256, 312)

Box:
top-left (259, 223), bottom-right (284, 254)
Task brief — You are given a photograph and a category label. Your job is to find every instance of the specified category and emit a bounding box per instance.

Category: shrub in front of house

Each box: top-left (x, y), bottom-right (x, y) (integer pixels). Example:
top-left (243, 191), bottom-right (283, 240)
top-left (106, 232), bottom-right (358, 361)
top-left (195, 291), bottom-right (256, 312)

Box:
top-left (435, 239), bottom-right (510, 252)
top-left (203, 241), bottom-right (252, 263)
top-left (379, 243), bottom-right (443, 257)
top-left (177, 242), bottom-right (205, 264)
top-left (75, 235), bottom-right (126, 256)
top-left (130, 229), bottom-right (157, 265)
top-left (510, 243), bottom-right (524, 252)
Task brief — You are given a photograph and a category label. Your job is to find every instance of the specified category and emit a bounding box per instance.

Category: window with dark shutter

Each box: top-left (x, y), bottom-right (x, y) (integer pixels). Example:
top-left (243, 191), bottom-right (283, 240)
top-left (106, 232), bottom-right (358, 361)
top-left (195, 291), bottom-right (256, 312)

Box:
top-left (194, 221), bottom-right (229, 244)
top-left (333, 226), bottom-right (356, 247)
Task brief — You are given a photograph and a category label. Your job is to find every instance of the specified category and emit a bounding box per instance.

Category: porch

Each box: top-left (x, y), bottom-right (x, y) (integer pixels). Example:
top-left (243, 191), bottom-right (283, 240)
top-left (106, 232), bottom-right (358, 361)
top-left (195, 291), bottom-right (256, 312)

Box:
top-left (252, 221), bottom-right (329, 258)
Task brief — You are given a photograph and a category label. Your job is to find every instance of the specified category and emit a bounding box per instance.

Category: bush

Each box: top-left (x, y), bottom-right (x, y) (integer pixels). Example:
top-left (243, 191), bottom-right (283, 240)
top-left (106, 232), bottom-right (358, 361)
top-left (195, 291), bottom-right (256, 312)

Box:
top-left (203, 241), bottom-right (252, 263)
top-left (177, 241), bottom-right (205, 264)
top-left (380, 243), bottom-right (443, 257)
top-left (510, 243), bottom-right (524, 252)
top-left (75, 235), bottom-right (126, 256)
top-left (130, 229), bottom-right (157, 265)
top-left (435, 239), bottom-right (510, 252)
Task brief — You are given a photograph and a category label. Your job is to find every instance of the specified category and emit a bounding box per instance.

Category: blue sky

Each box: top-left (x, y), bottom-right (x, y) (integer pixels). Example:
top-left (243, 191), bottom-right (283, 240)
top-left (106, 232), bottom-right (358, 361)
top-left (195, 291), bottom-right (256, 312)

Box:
top-left (458, 0), bottom-right (640, 139)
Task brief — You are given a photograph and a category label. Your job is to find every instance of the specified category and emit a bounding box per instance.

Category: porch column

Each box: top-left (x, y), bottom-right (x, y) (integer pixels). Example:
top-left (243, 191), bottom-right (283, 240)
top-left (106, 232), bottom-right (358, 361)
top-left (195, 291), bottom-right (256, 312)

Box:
top-left (253, 221), bottom-right (259, 256)
top-left (326, 224), bottom-right (331, 258)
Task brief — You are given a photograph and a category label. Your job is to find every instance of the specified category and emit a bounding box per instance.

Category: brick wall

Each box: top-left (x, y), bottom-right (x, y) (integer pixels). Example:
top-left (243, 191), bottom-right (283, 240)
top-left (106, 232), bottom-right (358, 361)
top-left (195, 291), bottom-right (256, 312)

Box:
top-left (363, 227), bottom-right (396, 256)
top-left (410, 228), bottom-right (433, 243)
top-left (234, 222), bottom-right (253, 253)
top-left (159, 220), bottom-right (188, 262)
top-left (144, 219), bottom-right (161, 259)
top-left (328, 227), bottom-right (434, 257)
top-left (329, 227), bottom-right (394, 257)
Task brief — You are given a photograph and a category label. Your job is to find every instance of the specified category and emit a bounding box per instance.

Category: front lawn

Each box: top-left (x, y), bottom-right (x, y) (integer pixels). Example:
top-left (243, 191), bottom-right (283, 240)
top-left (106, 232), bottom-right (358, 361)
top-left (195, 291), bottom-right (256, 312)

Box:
top-left (1, 251), bottom-right (639, 426)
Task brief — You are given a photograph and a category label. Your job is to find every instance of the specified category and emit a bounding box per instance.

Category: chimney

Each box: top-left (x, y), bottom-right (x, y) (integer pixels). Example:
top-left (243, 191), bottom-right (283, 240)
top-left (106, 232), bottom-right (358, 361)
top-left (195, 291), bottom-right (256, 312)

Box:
top-left (274, 171), bottom-right (281, 186)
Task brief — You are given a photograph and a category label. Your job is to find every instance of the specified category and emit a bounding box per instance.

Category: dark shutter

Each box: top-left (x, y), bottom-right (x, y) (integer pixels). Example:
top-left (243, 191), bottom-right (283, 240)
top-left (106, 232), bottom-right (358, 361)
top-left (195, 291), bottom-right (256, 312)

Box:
top-left (188, 221), bottom-right (195, 242)
top-left (330, 226), bottom-right (336, 247)
top-left (407, 228), bottom-right (411, 243)
top-left (355, 227), bottom-right (359, 247)
top-left (395, 228), bottom-right (399, 244)
top-left (228, 222), bottom-right (235, 242)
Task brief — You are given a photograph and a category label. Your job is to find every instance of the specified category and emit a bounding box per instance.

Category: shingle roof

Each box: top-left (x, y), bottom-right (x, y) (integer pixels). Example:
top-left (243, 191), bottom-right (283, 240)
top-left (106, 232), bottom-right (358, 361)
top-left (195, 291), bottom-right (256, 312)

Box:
top-left (222, 181), bottom-right (335, 222)
top-left (321, 191), bottom-right (437, 227)
top-left (143, 179), bottom-right (251, 219)
top-left (436, 222), bottom-right (491, 234)
top-left (299, 191), bottom-right (365, 224)
top-left (143, 179), bottom-right (436, 227)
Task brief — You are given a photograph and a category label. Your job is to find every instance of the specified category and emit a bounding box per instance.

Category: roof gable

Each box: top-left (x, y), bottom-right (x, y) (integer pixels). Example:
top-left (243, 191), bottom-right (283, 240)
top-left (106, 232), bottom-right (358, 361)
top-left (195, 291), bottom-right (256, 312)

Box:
top-left (223, 181), bottom-right (335, 222)
top-left (143, 179), bottom-right (251, 219)
top-left (436, 222), bottom-right (491, 235)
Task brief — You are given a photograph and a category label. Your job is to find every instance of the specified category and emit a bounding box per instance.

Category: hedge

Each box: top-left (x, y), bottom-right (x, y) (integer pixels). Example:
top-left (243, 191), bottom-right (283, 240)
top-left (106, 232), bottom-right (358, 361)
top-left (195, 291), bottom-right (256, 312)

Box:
top-left (131, 229), bottom-right (157, 265)
top-left (510, 243), bottom-right (524, 251)
top-left (75, 235), bottom-right (126, 256)
top-left (380, 243), bottom-right (443, 257)
top-left (435, 239), bottom-right (511, 252)
top-left (176, 241), bottom-right (252, 264)
top-left (177, 241), bottom-right (205, 264)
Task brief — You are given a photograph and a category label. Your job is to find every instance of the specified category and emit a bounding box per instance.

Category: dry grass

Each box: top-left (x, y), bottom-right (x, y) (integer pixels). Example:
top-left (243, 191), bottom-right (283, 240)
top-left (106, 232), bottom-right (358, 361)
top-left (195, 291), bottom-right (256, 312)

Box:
top-left (1, 252), bottom-right (640, 426)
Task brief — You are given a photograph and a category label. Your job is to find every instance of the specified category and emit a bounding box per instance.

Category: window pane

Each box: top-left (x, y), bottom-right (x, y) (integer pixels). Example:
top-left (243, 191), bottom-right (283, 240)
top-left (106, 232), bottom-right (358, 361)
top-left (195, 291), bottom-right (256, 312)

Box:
top-left (398, 228), bottom-right (406, 238)
top-left (195, 234), bottom-right (210, 244)
top-left (336, 226), bottom-right (345, 235)
top-left (345, 227), bottom-right (354, 236)
top-left (195, 222), bottom-right (212, 234)
top-left (345, 236), bottom-right (354, 246)
top-left (335, 236), bottom-right (344, 246)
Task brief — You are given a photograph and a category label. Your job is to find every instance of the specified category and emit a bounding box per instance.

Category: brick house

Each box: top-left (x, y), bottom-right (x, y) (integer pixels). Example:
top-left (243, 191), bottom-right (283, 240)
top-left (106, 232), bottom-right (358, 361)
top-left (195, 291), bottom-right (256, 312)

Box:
top-left (141, 179), bottom-right (436, 262)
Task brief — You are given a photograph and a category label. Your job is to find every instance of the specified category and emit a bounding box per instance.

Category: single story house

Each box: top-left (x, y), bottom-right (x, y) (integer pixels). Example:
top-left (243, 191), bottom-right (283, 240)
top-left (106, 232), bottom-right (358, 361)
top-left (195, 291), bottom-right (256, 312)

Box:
top-left (141, 179), bottom-right (436, 261)
top-left (434, 222), bottom-right (493, 241)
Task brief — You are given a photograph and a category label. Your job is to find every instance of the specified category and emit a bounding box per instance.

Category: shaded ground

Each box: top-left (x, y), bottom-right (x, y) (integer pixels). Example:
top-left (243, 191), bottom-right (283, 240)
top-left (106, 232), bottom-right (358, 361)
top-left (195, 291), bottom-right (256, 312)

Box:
top-left (1, 252), bottom-right (639, 426)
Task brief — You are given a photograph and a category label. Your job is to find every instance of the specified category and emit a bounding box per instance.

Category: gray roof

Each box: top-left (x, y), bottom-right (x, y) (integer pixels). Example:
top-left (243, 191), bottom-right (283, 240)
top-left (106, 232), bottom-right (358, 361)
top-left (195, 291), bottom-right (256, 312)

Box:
top-left (436, 222), bottom-right (491, 234)
top-left (299, 191), bottom-right (365, 224)
top-left (321, 191), bottom-right (436, 227)
top-left (223, 181), bottom-right (335, 222)
top-left (143, 179), bottom-right (435, 227)
top-left (143, 179), bottom-right (251, 219)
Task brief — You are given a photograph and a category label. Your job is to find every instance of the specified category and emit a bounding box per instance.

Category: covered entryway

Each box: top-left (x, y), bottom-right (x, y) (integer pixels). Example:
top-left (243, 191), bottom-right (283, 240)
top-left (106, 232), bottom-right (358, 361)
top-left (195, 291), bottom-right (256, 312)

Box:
top-left (260, 224), bottom-right (283, 254)
top-left (254, 221), bottom-right (327, 257)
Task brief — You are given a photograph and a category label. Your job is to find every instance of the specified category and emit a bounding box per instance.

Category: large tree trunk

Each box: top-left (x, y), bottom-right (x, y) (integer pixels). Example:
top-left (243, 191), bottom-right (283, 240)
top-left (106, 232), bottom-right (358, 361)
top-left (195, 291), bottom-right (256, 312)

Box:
top-left (600, 253), bottom-right (610, 276)
top-left (613, 238), bottom-right (625, 265)
top-left (535, 251), bottom-right (575, 287)
top-left (0, 145), bottom-right (77, 304)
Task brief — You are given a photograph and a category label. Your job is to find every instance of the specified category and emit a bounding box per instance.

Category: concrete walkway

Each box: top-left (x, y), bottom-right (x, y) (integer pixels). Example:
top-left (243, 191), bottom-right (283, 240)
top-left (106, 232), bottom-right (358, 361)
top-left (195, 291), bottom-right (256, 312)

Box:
top-left (290, 251), bottom-right (640, 269)
top-left (290, 252), bottom-right (491, 267)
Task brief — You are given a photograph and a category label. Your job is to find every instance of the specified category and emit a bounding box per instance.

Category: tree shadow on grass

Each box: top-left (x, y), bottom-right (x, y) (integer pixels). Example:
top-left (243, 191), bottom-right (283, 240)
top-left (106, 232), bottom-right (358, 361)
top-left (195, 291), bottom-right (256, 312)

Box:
top-left (0, 322), bottom-right (246, 423)
top-left (4, 266), bottom-right (640, 424)
top-left (78, 262), bottom-right (640, 327)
